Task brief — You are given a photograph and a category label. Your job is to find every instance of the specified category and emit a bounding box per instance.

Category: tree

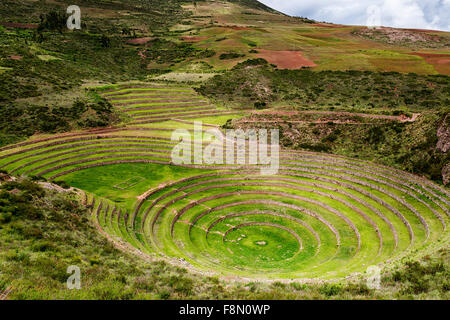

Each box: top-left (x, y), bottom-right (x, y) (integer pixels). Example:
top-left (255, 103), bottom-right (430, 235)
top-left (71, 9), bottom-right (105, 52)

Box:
top-left (100, 34), bottom-right (111, 48)
top-left (38, 11), bottom-right (66, 33)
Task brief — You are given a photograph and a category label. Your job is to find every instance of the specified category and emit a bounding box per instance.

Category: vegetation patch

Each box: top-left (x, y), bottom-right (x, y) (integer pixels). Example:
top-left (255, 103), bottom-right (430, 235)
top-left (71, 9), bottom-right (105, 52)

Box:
top-left (198, 62), bottom-right (450, 111)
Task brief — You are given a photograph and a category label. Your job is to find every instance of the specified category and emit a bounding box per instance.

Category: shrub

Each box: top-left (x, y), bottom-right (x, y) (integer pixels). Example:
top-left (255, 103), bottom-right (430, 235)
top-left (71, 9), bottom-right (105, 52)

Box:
top-left (169, 276), bottom-right (194, 295)
top-left (319, 283), bottom-right (343, 297)
top-left (0, 212), bottom-right (12, 224)
top-left (100, 35), bottom-right (111, 48)
top-left (31, 240), bottom-right (55, 252)
top-left (38, 11), bottom-right (66, 33)
top-left (30, 175), bottom-right (47, 182)
top-left (54, 180), bottom-right (71, 189)
top-left (158, 289), bottom-right (171, 300)
top-left (233, 58), bottom-right (269, 69)
top-left (254, 101), bottom-right (267, 109)
top-left (219, 52), bottom-right (245, 60)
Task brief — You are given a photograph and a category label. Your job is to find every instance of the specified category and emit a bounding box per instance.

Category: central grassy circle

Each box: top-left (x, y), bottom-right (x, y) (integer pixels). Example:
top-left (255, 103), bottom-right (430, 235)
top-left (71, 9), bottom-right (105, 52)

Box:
top-left (224, 225), bottom-right (301, 263)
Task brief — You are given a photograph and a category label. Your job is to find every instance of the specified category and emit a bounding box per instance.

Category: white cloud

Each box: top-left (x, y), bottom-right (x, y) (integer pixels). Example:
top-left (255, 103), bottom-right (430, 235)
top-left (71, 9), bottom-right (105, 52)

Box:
top-left (259, 0), bottom-right (450, 31)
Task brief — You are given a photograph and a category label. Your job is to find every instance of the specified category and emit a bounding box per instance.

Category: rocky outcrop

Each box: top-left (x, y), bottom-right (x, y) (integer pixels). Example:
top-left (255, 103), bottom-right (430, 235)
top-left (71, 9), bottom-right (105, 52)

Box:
top-left (443, 163), bottom-right (450, 186)
top-left (437, 114), bottom-right (450, 153)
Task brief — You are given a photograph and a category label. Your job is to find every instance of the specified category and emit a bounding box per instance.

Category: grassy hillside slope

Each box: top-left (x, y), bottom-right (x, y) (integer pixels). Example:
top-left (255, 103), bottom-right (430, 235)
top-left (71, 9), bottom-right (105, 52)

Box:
top-left (1, 0), bottom-right (448, 145)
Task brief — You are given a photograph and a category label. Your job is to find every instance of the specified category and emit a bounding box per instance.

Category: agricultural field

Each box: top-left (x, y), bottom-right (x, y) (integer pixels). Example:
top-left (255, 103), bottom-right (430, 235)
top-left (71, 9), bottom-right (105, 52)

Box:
top-left (0, 83), bottom-right (448, 284)
top-left (0, 0), bottom-right (448, 301)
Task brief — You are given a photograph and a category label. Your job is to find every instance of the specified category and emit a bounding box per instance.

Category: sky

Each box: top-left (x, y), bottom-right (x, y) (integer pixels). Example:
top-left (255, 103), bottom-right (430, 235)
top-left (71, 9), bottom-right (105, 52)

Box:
top-left (259, 0), bottom-right (450, 31)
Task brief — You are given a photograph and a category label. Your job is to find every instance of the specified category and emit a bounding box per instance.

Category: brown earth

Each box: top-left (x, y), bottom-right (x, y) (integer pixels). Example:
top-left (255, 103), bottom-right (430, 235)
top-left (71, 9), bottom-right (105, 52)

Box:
top-left (255, 49), bottom-right (317, 69)
top-left (10, 56), bottom-right (22, 60)
top-left (0, 22), bottom-right (38, 29)
top-left (138, 50), bottom-right (146, 60)
top-left (407, 52), bottom-right (450, 74)
top-left (223, 25), bottom-right (255, 31)
top-left (408, 53), bottom-right (450, 59)
top-left (126, 37), bottom-right (154, 44)
top-left (180, 36), bottom-right (208, 41)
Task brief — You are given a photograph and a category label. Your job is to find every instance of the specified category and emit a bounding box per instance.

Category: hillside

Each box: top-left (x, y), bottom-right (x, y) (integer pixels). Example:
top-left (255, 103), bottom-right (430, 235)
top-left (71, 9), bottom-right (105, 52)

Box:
top-left (0, 0), bottom-right (449, 301)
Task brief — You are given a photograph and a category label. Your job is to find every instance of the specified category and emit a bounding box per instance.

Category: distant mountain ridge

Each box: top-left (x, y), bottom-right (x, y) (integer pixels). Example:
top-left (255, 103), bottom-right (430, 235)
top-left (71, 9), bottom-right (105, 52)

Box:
top-left (222, 0), bottom-right (278, 12)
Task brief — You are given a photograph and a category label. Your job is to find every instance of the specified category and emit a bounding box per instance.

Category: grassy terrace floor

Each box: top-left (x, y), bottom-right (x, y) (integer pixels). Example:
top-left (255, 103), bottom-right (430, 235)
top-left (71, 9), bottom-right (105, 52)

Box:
top-left (0, 84), bottom-right (448, 280)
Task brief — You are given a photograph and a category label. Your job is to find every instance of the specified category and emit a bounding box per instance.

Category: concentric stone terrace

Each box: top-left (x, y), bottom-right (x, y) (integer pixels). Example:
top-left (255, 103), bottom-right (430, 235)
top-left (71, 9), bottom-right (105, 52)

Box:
top-left (0, 84), bottom-right (448, 279)
top-left (129, 164), bottom-right (449, 278)
top-left (101, 85), bottom-right (240, 124)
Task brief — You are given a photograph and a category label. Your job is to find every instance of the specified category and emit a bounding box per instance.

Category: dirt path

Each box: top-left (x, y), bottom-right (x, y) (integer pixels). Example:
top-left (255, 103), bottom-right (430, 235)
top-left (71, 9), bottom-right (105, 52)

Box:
top-left (0, 287), bottom-right (12, 300)
top-left (251, 110), bottom-right (421, 122)
top-left (126, 37), bottom-right (154, 44)
top-left (0, 22), bottom-right (38, 29)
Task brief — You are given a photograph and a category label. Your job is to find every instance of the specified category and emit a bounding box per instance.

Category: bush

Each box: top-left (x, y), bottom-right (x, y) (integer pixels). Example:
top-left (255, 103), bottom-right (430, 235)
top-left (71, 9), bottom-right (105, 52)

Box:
top-left (30, 175), bottom-right (47, 182)
top-left (219, 52), bottom-right (245, 60)
top-left (100, 35), bottom-right (111, 48)
top-left (0, 212), bottom-right (12, 224)
top-left (31, 240), bottom-right (55, 252)
top-left (300, 143), bottom-right (331, 152)
top-left (38, 11), bottom-right (66, 33)
top-left (319, 283), bottom-right (343, 297)
top-left (233, 58), bottom-right (269, 69)
top-left (169, 276), bottom-right (194, 295)
top-left (158, 289), bottom-right (171, 300)
top-left (54, 181), bottom-right (71, 189)
top-left (254, 101), bottom-right (267, 109)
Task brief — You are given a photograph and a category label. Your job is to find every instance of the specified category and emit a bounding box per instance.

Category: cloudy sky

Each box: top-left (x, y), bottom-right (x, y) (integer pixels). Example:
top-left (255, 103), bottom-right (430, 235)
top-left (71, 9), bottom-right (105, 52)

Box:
top-left (259, 0), bottom-right (450, 31)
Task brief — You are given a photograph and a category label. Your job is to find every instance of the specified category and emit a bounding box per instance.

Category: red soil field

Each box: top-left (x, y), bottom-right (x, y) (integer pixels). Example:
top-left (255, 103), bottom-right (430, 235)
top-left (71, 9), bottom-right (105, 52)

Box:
top-left (408, 52), bottom-right (450, 75)
top-left (1, 22), bottom-right (38, 29)
top-left (255, 49), bottom-right (317, 69)
top-left (10, 56), bottom-right (22, 60)
top-left (408, 53), bottom-right (450, 59)
top-left (126, 38), bottom-right (154, 44)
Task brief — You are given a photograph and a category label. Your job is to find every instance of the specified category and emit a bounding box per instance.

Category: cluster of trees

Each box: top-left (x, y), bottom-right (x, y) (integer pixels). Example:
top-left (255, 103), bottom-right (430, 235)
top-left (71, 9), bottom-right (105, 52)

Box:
top-left (38, 11), bottom-right (67, 33)
top-left (0, 99), bottom-right (119, 147)
top-left (142, 38), bottom-right (215, 64)
top-left (0, 178), bottom-right (45, 224)
top-left (199, 61), bottom-right (450, 111)
top-left (219, 52), bottom-right (246, 60)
